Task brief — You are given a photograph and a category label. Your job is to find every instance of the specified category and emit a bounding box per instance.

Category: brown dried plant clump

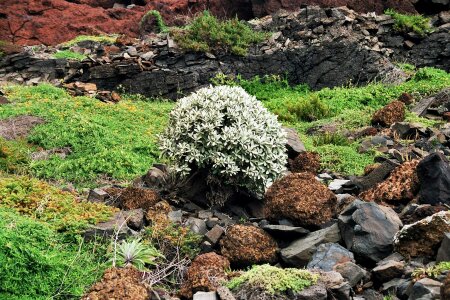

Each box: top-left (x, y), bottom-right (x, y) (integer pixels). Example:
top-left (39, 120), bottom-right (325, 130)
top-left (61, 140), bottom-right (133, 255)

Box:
top-left (371, 100), bottom-right (406, 127)
top-left (220, 224), bottom-right (278, 267)
top-left (359, 160), bottom-right (419, 203)
top-left (106, 186), bottom-right (160, 211)
top-left (264, 172), bottom-right (337, 227)
top-left (291, 151), bottom-right (321, 174)
top-left (83, 267), bottom-right (149, 300)
top-left (179, 252), bottom-right (230, 299)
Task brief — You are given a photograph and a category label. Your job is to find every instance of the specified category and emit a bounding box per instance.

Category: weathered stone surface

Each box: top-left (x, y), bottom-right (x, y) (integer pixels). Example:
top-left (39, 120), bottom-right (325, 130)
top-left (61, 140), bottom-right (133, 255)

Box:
top-left (87, 188), bottom-right (109, 203)
top-left (261, 224), bottom-right (310, 239)
top-left (437, 232), bottom-right (450, 262)
top-left (372, 260), bottom-right (405, 283)
top-left (83, 211), bottom-right (133, 240)
top-left (121, 209), bottom-right (145, 231)
top-left (186, 217), bottom-right (208, 235)
top-left (410, 278), bottom-right (442, 300)
top-left (264, 172), bottom-right (337, 227)
top-left (284, 127), bottom-right (306, 158)
top-left (307, 243), bottom-right (355, 271)
top-left (204, 225), bottom-right (225, 246)
top-left (295, 282), bottom-right (327, 300)
top-left (394, 211), bottom-right (450, 259)
top-left (319, 271), bottom-right (351, 300)
top-left (417, 152), bottom-right (450, 206)
top-left (193, 291), bottom-right (219, 300)
top-left (220, 224), bottom-right (278, 267)
top-left (281, 224), bottom-right (341, 266)
top-left (334, 261), bottom-right (369, 287)
top-left (338, 200), bottom-right (402, 263)
top-left (350, 159), bottom-right (399, 192)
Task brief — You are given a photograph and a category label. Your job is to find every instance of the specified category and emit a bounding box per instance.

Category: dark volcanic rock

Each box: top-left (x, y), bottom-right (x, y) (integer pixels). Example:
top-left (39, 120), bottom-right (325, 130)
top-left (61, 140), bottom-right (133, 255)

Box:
top-left (307, 243), bottom-right (355, 271)
top-left (338, 200), bottom-right (402, 263)
top-left (417, 152), bottom-right (450, 206)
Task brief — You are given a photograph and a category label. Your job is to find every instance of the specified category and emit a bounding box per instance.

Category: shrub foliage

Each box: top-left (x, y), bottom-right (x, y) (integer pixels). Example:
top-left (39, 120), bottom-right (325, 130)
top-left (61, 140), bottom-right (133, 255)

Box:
top-left (385, 9), bottom-right (432, 36)
top-left (172, 11), bottom-right (267, 56)
top-left (159, 85), bottom-right (287, 196)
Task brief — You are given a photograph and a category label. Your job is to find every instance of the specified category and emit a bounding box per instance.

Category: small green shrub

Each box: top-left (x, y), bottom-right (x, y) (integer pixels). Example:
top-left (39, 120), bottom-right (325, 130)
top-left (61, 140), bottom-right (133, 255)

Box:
top-left (0, 208), bottom-right (107, 299)
top-left (286, 95), bottom-right (330, 122)
top-left (412, 261), bottom-right (450, 280)
top-left (227, 264), bottom-right (319, 295)
top-left (111, 239), bottom-right (164, 271)
top-left (159, 85), bottom-right (287, 198)
top-left (53, 50), bottom-right (87, 61)
top-left (385, 9), bottom-right (432, 36)
top-left (0, 175), bottom-right (117, 233)
top-left (144, 222), bottom-right (202, 259)
top-left (172, 11), bottom-right (267, 56)
top-left (313, 132), bottom-right (349, 146)
top-left (140, 10), bottom-right (168, 33)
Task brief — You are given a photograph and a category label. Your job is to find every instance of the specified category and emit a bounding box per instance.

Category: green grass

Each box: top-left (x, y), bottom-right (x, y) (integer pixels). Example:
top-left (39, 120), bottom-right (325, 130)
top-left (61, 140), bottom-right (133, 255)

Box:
top-left (0, 208), bottom-right (108, 299)
top-left (172, 11), bottom-right (268, 56)
top-left (53, 50), bottom-right (87, 61)
top-left (61, 35), bottom-right (117, 47)
top-left (1, 84), bottom-right (173, 187)
top-left (215, 67), bottom-right (449, 175)
top-left (140, 10), bottom-right (168, 33)
top-left (385, 9), bottom-right (432, 36)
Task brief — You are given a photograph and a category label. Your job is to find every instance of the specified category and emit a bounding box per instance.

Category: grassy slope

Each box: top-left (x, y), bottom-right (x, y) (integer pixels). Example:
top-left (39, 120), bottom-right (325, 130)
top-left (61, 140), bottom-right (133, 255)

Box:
top-left (1, 84), bottom-right (173, 187)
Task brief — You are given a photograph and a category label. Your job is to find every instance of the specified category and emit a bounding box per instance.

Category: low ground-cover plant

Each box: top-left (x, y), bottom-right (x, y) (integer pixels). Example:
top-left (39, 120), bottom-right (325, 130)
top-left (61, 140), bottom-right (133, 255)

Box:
top-left (53, 50), bottom-right (87, 61)
top-left (227, 264), bottom-right (319, 295)
top-left (2, 84), bottom-right (173, 187)
top-left (0, 208), bottom-right (108, 299)
top-left (0, 138), bottom-right (34, 174)
top-left (61, 35), bottom-right (117, 47)
top-left (412, 261), bottom-right (450, 280)
top-left (171, 11), bottom-right (267, 56)
top-left (385, 9), bottom-right (432, 36)
top-left (0, 175), bottom-right (116, 232)
top-left (159, 85), bottom-right (287, 199)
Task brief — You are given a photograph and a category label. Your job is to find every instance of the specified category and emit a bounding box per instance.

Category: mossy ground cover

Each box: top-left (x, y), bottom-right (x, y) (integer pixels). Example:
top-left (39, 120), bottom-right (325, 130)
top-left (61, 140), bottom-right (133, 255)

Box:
top-left (215, 67), bottom-right (449, 175)
top-left (1, 84), bottom-right (173, 187)
top-left (0, 208), bottom-right (108, 300)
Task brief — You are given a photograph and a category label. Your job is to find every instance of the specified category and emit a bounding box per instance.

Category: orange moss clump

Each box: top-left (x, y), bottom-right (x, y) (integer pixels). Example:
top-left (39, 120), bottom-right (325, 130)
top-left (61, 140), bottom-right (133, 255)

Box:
top-left (264, 172), bottom-right (337, 227)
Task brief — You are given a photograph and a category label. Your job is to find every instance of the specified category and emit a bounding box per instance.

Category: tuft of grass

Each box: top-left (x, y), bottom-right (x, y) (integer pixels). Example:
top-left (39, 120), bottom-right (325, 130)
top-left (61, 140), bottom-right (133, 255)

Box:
top-left (140, 10), bottom-right (168, 33)
top-left (53, 50), bottom-right (87, 61)
top-left (0, 138), bottom-right (34, 174)
top-left (227, 264), bottom-right (319, 295)
top-left (172, 11), bottom-right (268, 56)
top-left (0, 208), bottom-right (108, 299)
top-left (385, 9), bottom-right (432, 36)
top-left (2, 84), bottom-right (173, 187)
top-left (0, 175), bottom-right (117, 233)
top-left (313, 132), bottom-right (349, 147)
top-left (61, 35), bottom-right (117, 47)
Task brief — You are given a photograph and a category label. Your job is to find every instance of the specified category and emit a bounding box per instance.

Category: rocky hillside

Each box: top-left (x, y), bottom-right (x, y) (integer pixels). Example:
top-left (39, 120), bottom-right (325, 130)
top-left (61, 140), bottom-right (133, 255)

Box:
top-left (1, 0), bottom-right (449, 45)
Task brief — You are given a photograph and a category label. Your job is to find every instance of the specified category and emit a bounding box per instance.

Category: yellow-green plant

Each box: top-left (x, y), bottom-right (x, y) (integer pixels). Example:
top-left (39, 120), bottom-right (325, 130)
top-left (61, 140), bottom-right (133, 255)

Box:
top-left (111, 239), bottom-right (164, 271)
top-left (385, 9), bottom-right (432, 36)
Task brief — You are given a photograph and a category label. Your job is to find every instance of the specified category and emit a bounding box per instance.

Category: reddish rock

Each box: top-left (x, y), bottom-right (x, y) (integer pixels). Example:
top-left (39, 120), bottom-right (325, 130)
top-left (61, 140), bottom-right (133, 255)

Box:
top-left (371, 100), bottom-right (406, 127)
top-left (220, 224), bottom-right (278, 267)
top-left (264, 172), bottom-right (337, 227)
top-left (0, 0), bottom-right (253, 46)
top-left (398, 92), bottom-right (414, 105)
top-left (291, 151), bottom-right (321, 174)
top-left (359, 160), bottom-right (420, 204)
top-left (179, 252), bottom-right (230, 299)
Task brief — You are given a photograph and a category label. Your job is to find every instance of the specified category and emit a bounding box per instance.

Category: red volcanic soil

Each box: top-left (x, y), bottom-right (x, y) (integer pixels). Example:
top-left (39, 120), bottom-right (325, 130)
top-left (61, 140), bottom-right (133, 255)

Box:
top-left (0, 0), bottom-right (421, 46)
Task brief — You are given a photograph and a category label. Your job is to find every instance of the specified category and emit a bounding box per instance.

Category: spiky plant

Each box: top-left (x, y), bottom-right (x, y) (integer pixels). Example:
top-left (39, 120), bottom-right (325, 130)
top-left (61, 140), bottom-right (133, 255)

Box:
top-left (112, 239), bottom-right (164, 271)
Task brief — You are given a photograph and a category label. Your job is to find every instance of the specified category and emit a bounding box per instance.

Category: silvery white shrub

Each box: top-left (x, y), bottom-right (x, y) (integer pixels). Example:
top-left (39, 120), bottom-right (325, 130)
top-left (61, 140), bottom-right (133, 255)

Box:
top-left (159, 85), bottom-right (287, 196)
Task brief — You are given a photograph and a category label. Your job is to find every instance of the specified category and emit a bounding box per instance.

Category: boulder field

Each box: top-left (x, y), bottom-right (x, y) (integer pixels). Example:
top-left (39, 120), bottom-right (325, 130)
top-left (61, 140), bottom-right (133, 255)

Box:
top-left (1, 0), bottom-right (449, 45)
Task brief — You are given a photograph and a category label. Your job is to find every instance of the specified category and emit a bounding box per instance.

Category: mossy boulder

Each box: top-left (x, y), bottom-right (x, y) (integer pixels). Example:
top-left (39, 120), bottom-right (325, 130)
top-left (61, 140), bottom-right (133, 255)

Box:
top-left (264, 173), bottom-right (337, 227)
top-left (220, 224), bottom-right (278, 267)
